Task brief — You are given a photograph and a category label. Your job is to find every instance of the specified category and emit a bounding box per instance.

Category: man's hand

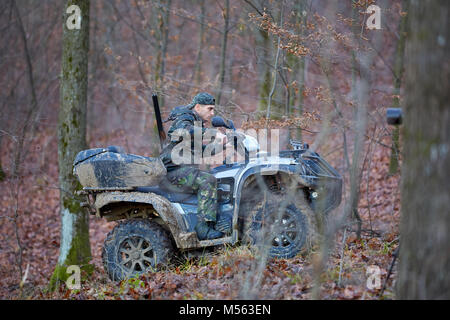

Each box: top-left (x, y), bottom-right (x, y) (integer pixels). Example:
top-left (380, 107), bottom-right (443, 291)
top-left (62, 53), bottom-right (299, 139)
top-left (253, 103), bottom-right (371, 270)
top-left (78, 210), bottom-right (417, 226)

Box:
top-left (216, 131), bottom-right (227, 145)
top-left (202, 129), bottom-right (227, 145)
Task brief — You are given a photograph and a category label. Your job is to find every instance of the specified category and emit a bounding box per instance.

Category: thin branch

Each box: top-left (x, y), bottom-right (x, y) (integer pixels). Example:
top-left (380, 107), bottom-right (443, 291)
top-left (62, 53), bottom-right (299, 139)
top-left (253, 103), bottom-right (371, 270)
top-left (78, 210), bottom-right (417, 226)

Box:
top-left (242, 0), bottom-right (264, 16)
top-left (266, 3), bottom-right (284, 121)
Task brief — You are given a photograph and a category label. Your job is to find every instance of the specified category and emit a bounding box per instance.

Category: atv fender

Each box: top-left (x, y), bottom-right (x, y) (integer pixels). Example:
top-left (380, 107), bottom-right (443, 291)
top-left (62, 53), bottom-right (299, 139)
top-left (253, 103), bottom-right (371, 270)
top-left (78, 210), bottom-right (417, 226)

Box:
top-left (236, 163), bottom-right (314, 198)
top-left (94, 191), bottom-right (187, 247)
top-left (93, 191), bottom-right (232, 250)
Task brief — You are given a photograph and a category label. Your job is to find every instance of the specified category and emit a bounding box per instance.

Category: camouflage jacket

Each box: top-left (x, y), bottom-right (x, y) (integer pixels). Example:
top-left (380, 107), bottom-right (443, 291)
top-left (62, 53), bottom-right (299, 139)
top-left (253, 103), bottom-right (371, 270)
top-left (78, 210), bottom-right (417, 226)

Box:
top-left (160, 106), bottom-right (218, 171)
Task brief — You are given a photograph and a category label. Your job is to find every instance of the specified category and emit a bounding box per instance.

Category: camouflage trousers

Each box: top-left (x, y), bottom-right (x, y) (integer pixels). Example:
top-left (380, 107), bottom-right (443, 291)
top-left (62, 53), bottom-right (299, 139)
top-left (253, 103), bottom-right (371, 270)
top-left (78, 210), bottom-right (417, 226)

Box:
top-left (166, 166), bottom-right (217, 222)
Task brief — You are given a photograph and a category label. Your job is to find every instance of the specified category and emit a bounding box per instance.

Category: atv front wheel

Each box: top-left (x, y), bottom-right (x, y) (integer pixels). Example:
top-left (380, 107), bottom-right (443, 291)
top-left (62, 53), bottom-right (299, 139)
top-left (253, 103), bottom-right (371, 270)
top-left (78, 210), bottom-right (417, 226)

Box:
top-left (102, 219), bottom-right (174, 281)
top-left (246, 199), bottom-right (308, 259)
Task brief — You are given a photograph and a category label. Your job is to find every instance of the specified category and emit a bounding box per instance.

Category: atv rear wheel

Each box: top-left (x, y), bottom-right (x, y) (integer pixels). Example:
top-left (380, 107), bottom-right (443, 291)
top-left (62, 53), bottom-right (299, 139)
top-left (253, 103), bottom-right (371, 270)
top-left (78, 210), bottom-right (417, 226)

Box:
top-left (245, 198), bottom-right (308, 259)
top-left (102, 219), bottom-right (174, 281)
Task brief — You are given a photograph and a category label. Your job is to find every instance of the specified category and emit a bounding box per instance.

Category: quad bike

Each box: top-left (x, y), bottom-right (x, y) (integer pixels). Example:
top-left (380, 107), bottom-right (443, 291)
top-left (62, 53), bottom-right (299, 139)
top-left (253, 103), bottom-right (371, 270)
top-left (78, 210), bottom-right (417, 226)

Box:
top-left (73, 98), bottom-right (342, 281)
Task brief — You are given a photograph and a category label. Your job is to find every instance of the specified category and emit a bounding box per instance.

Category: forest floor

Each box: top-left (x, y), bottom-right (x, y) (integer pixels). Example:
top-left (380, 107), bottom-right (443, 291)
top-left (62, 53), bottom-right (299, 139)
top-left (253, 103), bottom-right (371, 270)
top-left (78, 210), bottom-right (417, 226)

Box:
top-left (0, 123), bottom-right (400, 300)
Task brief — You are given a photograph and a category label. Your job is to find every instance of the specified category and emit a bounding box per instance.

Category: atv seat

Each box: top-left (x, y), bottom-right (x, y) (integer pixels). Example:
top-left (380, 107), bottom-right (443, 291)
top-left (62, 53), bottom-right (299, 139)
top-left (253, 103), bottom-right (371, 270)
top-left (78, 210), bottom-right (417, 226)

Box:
top-left (136, 182), bottom-right (198, 205)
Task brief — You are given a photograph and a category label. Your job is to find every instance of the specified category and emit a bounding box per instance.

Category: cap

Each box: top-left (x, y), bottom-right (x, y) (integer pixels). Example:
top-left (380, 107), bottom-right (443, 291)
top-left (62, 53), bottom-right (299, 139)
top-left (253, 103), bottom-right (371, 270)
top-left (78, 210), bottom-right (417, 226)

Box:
top-left (190, 92), bottom-right (215, 107)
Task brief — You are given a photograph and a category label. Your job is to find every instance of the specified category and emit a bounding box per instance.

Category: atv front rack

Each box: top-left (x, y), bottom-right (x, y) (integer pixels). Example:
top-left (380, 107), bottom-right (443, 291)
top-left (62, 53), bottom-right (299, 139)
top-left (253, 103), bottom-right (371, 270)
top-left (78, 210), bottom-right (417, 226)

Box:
top-left (290, 139), bottom-right (309, 150)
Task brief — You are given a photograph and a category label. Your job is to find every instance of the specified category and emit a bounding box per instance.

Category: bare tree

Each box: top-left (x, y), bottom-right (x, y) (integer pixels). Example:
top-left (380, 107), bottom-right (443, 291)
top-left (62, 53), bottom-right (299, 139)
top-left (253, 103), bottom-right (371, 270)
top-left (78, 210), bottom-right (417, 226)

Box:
top-left (192, 0), bottom-right (207, 87)
top-left (286, 0), bottom-right (308, 141)
top-left (396, 0), bottom-right (449, 299)
top-left (388, 0), bottom-right (408, 175)
top-left (49, 0), bottom-right (92, 290)
top-left (216, 0), bottom-right (230, 105)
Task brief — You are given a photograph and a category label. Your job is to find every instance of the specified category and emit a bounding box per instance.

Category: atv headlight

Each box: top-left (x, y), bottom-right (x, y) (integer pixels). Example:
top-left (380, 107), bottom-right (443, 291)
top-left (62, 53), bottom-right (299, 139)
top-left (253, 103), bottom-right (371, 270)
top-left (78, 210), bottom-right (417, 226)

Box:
top-left (218, 183), bottom-right (231, 203)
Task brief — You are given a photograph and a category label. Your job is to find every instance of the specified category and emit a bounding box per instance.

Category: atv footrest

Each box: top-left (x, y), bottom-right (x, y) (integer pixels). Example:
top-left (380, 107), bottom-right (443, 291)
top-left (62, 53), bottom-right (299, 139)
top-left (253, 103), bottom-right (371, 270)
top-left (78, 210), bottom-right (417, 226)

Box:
top-left (199, 236), bottom-right (233, 247)
top-left (177, 232), bottom-right (232, 249)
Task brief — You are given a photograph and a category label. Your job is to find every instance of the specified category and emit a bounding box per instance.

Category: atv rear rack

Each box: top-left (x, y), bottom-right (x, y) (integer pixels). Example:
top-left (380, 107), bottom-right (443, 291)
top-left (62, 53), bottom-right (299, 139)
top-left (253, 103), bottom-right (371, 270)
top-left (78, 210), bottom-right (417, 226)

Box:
top-left (76, 187), bottom-right (138, 215)
top-left (76, 186), bottom-right (136, 195)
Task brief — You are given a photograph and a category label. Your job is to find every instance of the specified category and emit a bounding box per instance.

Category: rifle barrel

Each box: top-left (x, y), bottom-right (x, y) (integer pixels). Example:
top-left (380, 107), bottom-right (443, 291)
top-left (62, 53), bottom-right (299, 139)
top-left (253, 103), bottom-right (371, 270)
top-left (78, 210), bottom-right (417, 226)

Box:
top-left (152, 94), bottom-right (166, 149)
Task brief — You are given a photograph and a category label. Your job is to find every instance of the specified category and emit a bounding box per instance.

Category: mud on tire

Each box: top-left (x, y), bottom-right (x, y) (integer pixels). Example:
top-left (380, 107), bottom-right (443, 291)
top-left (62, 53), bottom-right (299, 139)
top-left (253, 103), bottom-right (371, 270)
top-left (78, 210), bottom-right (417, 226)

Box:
top-left (102, 219), bottom-right (174, 281)
top-left (244, 197), bottom-right (309, 259)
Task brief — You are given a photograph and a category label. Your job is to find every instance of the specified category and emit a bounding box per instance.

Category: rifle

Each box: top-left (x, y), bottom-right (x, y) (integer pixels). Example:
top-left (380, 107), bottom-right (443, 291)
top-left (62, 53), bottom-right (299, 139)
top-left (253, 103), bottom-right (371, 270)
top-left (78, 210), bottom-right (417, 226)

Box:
top-left (152, 94), bottom-right (166, 150)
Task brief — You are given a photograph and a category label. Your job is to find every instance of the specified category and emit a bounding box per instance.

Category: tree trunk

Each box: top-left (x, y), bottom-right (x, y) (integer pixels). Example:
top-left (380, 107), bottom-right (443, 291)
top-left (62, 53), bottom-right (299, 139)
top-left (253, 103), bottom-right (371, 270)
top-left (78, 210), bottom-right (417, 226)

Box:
top-left (160, 0), bottom-right (171, 84)
top-left (266, 9), bottom-right (282, 121)
top-left (388, 0), bottom-right (409, 175)
top-left (49, 0), bottom-right (92, 290)
top-left (0, 135), bottom-right (4, 181)
top-left (257, 29), bottom-right (272, 117)
top-left (268, 4), bottom-right (286, 121)
top-left (154, 0), bottom-right (171, 108)
top-left (288, 1), bottom-right (307, 141)
top-left (12, 0), bottom-right (39, 179)
top-left (192, 0), bottom-right (206, 87)
top-left (159, 0), bottom-right (171, 108)
top-left (396, 0), bottom-right (450, 299)
top-left (216, 0), bottom-right (230, 106)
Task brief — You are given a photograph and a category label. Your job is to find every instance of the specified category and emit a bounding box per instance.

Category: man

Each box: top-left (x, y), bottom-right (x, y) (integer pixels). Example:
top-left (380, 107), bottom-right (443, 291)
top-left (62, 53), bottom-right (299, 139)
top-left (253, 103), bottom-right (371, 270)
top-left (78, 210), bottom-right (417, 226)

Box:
top-left (160, 92), bottom-right (228, 240)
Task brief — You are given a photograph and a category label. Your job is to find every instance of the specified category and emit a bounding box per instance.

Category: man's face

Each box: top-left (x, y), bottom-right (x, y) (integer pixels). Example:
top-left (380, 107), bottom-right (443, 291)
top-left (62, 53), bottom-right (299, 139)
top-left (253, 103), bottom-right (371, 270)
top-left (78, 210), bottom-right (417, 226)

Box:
top-left (194, 104), bottom-right (215, 122)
